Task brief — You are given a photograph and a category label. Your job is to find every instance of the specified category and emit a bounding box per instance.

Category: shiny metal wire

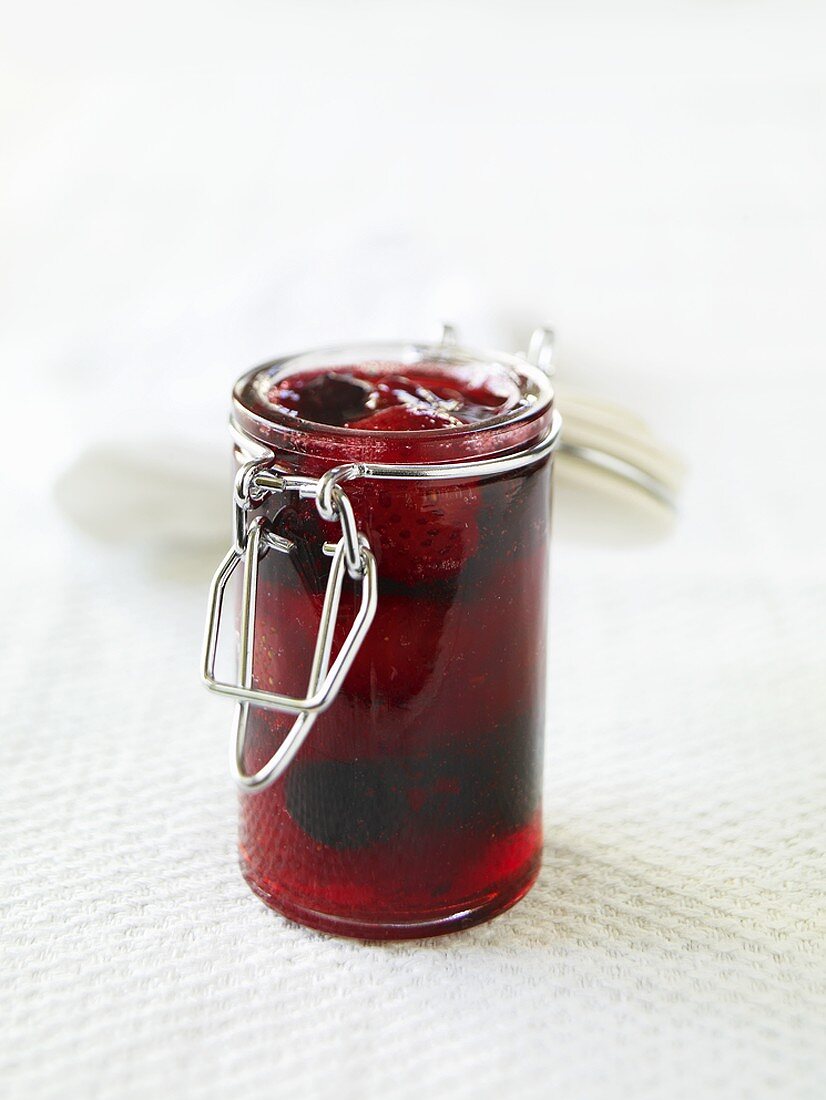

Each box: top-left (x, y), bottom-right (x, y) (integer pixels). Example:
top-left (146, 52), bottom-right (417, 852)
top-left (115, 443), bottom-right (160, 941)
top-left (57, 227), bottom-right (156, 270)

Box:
top-left (204, 531), bottom-right (378, 791)
top-left (229, 535), bottom-right (376, 792)
top-left (231, 408), bottom-right (562, 488)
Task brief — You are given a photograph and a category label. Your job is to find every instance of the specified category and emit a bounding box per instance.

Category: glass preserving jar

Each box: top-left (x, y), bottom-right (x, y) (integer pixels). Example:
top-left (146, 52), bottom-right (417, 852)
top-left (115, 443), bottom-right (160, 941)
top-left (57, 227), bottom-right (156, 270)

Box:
top-left (203, 334), bottom-right (560, 939)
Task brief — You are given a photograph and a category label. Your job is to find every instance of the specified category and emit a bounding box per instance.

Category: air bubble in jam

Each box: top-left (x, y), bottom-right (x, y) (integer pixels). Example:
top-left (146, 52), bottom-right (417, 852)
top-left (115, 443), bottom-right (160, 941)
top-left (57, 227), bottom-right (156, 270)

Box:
top-left (236, 353), bottom-right (552, 939)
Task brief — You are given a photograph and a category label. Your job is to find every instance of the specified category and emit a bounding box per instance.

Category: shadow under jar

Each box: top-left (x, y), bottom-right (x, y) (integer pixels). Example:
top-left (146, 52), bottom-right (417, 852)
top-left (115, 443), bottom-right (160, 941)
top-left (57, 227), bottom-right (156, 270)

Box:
top-left (220, 341), bottom-right (557, 939)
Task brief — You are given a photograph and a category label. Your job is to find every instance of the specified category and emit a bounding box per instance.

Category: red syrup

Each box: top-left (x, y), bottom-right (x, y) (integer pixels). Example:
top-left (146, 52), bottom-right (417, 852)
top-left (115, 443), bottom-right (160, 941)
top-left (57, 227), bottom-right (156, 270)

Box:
top-left (231, 351), bottom-right (553, 938)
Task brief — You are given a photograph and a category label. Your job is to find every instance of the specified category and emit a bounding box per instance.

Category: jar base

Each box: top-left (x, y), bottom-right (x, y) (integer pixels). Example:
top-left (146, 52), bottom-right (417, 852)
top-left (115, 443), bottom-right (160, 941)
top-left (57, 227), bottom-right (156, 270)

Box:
top-left (242, 853), bottom-right (541, 941)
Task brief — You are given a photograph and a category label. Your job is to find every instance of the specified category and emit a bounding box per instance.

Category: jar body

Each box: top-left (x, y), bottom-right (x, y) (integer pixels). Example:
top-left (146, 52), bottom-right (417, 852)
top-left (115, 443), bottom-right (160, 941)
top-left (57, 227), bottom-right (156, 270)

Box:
top-left (232, 348), bottom-right (553, 938)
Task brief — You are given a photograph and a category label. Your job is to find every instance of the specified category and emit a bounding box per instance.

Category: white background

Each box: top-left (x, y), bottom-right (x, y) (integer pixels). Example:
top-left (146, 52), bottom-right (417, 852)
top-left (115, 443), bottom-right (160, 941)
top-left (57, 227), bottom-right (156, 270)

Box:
top-left (1, 3), bottom-right (824, 1098)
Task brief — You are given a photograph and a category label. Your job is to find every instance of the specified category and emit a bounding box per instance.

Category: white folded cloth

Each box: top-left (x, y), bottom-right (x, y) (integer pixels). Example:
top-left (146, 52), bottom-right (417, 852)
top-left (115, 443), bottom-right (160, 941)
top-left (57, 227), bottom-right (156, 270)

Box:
top-left (52, 377), bottom-right (685, 575)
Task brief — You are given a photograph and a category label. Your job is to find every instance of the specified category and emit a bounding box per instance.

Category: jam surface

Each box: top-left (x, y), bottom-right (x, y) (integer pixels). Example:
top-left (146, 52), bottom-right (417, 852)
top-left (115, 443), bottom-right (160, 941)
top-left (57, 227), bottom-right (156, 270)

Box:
top-left (265, 362), bottom-right (524, 431)
top-left (237, 353), bottom-right (552, 939)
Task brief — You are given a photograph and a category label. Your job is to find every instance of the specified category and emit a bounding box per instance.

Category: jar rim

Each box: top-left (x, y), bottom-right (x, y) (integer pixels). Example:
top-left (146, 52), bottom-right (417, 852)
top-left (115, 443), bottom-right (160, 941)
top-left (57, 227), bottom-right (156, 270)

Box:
top-left (231, 340), bottom-right (554, 463)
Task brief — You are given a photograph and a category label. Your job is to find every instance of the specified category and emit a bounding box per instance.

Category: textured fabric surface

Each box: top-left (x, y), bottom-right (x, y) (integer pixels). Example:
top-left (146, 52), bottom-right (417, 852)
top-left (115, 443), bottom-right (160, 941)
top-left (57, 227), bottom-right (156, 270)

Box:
top-left (2, 373), bottom-right (824, 1100)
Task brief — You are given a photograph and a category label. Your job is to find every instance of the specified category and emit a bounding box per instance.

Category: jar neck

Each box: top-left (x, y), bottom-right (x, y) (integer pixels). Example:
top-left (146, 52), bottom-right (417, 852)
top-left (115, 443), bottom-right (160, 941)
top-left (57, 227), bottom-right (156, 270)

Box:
top-left (231, 403), bottom-right (554, 468)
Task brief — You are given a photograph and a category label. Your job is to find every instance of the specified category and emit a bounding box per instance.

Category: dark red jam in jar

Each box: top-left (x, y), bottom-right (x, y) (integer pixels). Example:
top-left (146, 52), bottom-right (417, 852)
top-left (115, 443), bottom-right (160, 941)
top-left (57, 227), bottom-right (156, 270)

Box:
top-left (226, 342), bottom-right (555, 939)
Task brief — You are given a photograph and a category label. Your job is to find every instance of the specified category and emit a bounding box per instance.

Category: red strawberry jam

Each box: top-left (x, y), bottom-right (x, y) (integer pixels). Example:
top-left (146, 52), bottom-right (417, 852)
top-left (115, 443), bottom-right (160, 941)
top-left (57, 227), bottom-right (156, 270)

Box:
top-left (231, 345), bottom-right (554, 938)
top-left (267, 361), bottom-right (519, 431)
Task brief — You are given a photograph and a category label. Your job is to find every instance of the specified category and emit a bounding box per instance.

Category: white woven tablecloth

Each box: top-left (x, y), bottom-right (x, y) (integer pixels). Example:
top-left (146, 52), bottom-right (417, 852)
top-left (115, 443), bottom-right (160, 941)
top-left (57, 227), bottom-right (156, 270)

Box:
top-left (2, 3), bottom-right (825, 1096)
top-left (2, 370), bottom-right (824, 1099)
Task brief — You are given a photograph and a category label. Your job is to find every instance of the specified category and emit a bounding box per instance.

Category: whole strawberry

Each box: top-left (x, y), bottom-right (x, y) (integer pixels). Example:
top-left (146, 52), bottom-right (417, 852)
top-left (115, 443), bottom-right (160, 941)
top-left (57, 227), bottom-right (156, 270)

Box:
top-left (355, 478), bottom-right (481, 588)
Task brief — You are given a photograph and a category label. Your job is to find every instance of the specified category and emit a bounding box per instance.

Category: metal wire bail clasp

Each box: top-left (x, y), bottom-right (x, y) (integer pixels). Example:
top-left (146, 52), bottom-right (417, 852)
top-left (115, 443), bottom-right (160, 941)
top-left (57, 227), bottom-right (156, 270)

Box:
top-left (202, 459), bottom-right (378, 793)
